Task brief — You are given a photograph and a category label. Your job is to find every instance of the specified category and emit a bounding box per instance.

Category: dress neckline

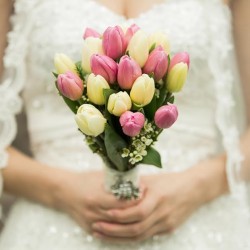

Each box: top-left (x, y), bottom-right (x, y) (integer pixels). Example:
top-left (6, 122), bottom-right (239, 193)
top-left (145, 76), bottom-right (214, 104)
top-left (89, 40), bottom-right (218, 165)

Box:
top-left (91, 0), bottom-right (170, 21)
top-left (91, 0), bottom-right (228, 22)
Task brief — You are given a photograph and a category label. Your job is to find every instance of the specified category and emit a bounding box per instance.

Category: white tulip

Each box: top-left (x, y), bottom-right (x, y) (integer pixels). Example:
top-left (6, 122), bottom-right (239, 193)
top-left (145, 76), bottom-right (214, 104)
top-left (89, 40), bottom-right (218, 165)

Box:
top-left (107, 91), bottom-right (132, 116)
top-left (149, 32), bottom-right (170, 54)
top-left (127, 30), bottom-right (149, 67)
top-left (75, 104), bottom-right (106, 137)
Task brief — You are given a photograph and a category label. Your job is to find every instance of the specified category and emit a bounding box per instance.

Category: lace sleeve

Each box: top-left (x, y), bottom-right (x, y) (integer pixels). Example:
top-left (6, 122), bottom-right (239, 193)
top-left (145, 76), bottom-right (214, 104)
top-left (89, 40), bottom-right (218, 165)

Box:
top-left (208, 1), bottom-right (249, 199)
top-left (0, 0), bottom-right (36, 168)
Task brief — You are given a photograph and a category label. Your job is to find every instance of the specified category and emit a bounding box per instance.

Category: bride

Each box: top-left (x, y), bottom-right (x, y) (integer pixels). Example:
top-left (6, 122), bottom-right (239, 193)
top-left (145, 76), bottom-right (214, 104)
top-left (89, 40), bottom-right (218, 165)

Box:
top-left (0, 0), bottom-right (249, 249)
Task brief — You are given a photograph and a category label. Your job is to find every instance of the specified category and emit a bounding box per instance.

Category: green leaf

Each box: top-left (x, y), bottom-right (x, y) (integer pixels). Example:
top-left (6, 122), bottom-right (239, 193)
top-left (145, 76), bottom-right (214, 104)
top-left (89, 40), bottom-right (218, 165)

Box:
top-left (104, 124), bottom-right (128, 172)
top-left (103, 89), bottom-right (117, 105)
top-left (143, 94), bottom-right (157, 121)
top-left (162, 55), bottom-right (171, 82)
top-left (156, 88), bottom-right (167, 108)
top-left (168, 95), bottom-right (175, 104)
top-left (162, 92), bottom-right (174, 105)
top-left (141, 147), bottom-right (162, 168)
top-left (52, 72), bottom-right (59, 78)
top-left (54, 79), bottom-right (79, 114)
top-left (149, 43), bottom-right (156, 53)
top-left (132, 102), bottom-right (143, 111)
top-left (62, 96), bottom-right (79, 114)
top-left (75, 61), bottom-right (85, 80)
top-left (103, 89), bottom-right (117, 126)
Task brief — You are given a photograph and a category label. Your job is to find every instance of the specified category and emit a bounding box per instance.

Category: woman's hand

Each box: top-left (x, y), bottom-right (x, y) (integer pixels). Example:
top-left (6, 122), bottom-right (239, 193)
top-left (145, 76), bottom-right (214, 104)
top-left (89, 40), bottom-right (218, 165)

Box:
top-left (91, 172), bottom-right (200, 242)
top-left (4, 148), bottom-right (141, 234)
top-left (92, 156), bottom-right (228, 243)
top-left (53, 170), bottom-right (140, 233)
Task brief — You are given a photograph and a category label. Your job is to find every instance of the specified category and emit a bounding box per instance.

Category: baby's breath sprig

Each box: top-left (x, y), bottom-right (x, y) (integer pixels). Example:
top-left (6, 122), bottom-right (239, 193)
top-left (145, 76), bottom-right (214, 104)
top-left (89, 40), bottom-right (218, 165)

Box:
top-left (85, 135), bottom-right (105, 155)
top-left (121, 120), bottom-right (162, 166)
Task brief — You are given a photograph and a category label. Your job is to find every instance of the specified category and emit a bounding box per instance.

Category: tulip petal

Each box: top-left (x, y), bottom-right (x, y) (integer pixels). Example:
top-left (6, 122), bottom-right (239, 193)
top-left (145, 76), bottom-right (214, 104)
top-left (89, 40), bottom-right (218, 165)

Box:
top-left (127, 30), bottom-right (149, 67)
top-left (166, 63), bottom-right (188, 92)
top-left (88, 116), bottom-right (106, 136)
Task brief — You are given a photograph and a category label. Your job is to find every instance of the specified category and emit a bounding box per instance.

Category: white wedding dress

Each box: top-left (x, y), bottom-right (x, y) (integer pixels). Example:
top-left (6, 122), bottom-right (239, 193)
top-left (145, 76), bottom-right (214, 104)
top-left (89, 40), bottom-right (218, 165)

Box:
top-left (0, 0), bottom-right (249, 249)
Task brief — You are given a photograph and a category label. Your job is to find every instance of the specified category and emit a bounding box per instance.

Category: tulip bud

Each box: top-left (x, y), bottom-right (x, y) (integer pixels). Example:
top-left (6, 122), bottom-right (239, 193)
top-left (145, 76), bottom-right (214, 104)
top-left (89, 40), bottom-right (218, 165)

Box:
top-left (90, 54), bottom-right (118, 84)
top-left (54, 53), bottom-right (77, 74)
top-left (127, 30), bottom-right (149, 67)
top-left (117, 55), bottom-right (142, 90)
top-left (149, 32), bottom-right (170, 54)
top-left (154, 104), bottom-right (178, 129)
top-left (83, 27), bottom-right (101, 39)
top-left (107, 91), bottom-right (132, 116)
top-left (75, 104), bottom-right (106, 137)
top-left (120, 111), bottom-right (145, 137)
top-left (143, 46), bottom-right (168, 82)
top-left (82, 37), bottom-right (104, 74)
top-left (130, 74), bottom-right (155, 107)
top-left (103, 26), bottom-right (126, 60)
top-left (87, 73), bottom-right (110, 105)
top-left (57, 71), bottom-right (83, 100)
top-left (166, 52), bottom-right (190, 92)
top-left (124, 23), bottom-right (140, 48)
top-left (169, 52), bottom-right (190, 70)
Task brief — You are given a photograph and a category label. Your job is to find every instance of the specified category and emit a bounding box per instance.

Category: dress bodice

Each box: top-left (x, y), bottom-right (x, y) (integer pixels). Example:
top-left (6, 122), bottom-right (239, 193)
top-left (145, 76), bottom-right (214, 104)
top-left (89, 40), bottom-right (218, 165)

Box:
top-left (1, 1), bottom-right (250, 249)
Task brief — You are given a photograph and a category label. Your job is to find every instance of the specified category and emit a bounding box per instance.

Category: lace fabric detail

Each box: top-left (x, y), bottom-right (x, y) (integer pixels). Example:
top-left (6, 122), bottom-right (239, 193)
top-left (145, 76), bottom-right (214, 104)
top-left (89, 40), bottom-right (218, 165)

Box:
top-left (206, 3), bottom-right (249, 198)
top-left (0, 0), bottom-right (250, 248)
top-left (0, 0), bottom-right (40, 168)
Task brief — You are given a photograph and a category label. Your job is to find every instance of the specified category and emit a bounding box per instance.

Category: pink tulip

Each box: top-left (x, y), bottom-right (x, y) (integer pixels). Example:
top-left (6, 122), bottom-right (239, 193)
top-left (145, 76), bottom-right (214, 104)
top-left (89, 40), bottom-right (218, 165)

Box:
top-left (120, 111), bottom-right (145, 137)
top-left (169, 52), bottom-right (190, 71)
top-left (143, 46), bottom-right (169, 81)
top-left (154, 104), bottom-right (178, 129)
top-left (90, 54), bottom-right (118, 84)
top-left (102, 26), bottom-right (126, 60)
top-left (83, 27), bottom-right (101, 39)
top-left (117, 55), bottom-right (142, 90)
top-left (57, 71), bottom-right (84, 101)
top-left (124, 24), bottom-right (140, 48)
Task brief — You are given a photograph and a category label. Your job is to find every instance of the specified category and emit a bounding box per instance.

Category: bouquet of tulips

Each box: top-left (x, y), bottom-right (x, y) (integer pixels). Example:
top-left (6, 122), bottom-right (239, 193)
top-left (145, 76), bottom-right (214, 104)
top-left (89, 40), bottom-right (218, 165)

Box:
top-left (53, 24), bottom-right (190, 199)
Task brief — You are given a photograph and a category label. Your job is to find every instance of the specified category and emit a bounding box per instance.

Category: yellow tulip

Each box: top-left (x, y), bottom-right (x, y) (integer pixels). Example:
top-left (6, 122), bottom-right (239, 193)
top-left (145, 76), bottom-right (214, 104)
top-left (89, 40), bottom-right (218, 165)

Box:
top-left (130, 74), bottom-right (155, 107)
top-left (166, 63), bottom-right (188, 92)
top-left (87, 74), bottom-right (110, 105)
top-left (54, 53), bottom-right (77, 74)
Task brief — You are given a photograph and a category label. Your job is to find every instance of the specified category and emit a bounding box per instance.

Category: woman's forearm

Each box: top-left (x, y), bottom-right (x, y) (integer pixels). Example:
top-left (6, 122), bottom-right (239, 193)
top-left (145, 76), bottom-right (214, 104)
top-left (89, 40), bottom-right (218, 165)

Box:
top-left (186, 154), bottom-right (228, 205)
top-left (0, 0), bottom-right (13, 77)
top-left (2, 147), bottom-right (68, 208)
top-left (240, 127), bottom-right (250, 180)
top-left (231, 0), bottom-right (250, 121)
top-left (187, 126), bottom-right (250, 205)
